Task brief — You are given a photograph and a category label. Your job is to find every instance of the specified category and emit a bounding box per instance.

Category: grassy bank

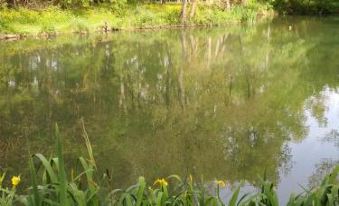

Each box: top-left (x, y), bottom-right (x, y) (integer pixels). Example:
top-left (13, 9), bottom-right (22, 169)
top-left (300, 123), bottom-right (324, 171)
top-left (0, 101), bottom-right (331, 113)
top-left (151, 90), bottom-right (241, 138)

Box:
top-left (0, 2), bottom-right (273, 37)
top-left (0, 126), bottom-right (338, 206)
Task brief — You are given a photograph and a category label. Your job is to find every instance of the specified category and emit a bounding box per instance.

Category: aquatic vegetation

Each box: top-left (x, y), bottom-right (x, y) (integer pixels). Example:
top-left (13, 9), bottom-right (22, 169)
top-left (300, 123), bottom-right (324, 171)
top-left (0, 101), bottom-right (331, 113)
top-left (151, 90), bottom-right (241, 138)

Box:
top-left (287, 166), bottom-right (339, 206)
top-left (0, 126), bottom-right (337, 205)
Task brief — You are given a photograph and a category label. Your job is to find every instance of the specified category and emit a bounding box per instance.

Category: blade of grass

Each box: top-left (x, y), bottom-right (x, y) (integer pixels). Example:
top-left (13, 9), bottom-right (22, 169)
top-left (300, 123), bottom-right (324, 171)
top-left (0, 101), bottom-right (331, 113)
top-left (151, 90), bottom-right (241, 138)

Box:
top-left (55, 124), bottom-right (68, 206)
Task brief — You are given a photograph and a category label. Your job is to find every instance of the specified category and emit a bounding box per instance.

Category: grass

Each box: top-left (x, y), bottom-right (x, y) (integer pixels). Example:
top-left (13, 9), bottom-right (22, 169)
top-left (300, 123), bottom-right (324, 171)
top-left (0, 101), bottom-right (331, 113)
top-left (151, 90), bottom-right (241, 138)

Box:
top-left (0, 125), bottom-right (338, 205)
top-left (0, 2), bottom-right (273, 35)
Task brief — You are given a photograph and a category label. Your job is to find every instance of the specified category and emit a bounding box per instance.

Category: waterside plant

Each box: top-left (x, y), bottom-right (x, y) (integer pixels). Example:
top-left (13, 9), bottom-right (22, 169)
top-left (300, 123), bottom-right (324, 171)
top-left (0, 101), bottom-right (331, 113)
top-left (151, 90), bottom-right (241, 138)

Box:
top-left (0, 125), bottom-right (338, 206)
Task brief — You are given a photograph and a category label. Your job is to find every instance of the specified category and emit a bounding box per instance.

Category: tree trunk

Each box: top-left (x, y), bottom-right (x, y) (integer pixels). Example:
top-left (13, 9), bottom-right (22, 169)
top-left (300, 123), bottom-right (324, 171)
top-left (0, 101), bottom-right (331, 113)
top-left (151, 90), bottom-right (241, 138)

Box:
top-left (180, 0), bottom-right (188, 24)
top-left (225, 0), bottom-right (231, 10)
top-left (189, 0), bottom-right (198, 19)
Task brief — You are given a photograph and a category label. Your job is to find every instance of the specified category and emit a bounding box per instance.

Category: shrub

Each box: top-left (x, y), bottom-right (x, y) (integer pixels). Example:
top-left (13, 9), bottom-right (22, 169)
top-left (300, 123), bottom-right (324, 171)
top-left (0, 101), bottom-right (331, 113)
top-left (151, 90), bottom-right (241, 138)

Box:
top-left (272, 0), bottom-right (337, 15)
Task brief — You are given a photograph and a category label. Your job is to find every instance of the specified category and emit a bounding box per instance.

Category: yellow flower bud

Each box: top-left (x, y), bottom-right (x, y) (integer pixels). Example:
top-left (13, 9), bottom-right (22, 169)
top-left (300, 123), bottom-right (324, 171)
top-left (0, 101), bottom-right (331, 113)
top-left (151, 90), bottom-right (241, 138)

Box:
top-left (215, 180), bottom-right (226, 188)
top-left (189, 174), bottom-right (193, 183)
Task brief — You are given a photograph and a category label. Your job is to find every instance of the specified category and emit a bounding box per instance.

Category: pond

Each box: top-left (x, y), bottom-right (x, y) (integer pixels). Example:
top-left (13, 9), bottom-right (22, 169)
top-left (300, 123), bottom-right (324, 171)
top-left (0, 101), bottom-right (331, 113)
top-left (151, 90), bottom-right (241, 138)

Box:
top-left (0, 16), bottom-right (339, 204)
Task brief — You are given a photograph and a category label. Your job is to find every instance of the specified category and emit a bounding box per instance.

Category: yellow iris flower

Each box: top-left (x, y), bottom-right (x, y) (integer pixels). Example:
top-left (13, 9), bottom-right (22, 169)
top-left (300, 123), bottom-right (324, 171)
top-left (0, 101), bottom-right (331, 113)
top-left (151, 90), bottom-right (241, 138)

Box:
top-left (11, 176), bottom-right (21, 187)
top-left (154, 178), bottom-right (168, 187)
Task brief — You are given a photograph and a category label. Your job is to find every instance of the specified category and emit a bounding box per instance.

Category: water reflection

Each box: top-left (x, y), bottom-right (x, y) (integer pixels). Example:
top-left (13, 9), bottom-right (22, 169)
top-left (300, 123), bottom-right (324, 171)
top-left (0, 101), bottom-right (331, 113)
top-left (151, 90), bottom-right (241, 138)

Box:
top-left (0, 17), bottom-right (338, 202)
top-left (278, 88), bottom-right (339, 204)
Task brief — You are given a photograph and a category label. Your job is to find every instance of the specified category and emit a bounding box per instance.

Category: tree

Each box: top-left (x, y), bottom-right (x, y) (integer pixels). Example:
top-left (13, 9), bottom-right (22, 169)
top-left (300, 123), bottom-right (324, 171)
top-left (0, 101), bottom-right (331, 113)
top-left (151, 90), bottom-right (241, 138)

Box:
top-left (180, 0), bottom-right (188, 23)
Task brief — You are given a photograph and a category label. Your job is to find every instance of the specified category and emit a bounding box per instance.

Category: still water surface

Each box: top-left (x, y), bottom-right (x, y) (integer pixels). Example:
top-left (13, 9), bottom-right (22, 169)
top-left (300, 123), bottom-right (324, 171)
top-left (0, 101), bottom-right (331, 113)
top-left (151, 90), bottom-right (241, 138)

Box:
top-left (0, 17), bottom-right (339, 203)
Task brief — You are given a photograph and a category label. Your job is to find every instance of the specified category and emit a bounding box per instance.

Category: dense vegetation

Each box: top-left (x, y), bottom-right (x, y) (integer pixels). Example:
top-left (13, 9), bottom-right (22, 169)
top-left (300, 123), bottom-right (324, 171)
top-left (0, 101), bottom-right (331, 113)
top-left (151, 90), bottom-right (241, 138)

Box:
top-left (271, 0), bottom-right (339, 15)
top-left (0, 127), bottom-right (338, 206)
top-left (0, 3), bottom-right (271, 35)
top-left (0, 0), bottom-right (338, 14)
top-left (0, 0), bottom-right (338, 36)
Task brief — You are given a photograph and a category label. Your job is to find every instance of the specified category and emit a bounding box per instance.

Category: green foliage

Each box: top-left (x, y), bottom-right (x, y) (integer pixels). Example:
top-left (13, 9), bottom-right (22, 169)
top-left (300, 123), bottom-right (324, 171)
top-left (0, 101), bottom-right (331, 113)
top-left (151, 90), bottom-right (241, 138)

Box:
top-left (108, 175), bottom-right (228, 206)
top-left (191, 2), bottom-right (271, 26)
top-left (117, 4), bottom-right (181, 27)
top-left (0, 7), bottom-right (73, 34)
top-left (71, 18), bottom-right (90, 33)
top-left (272, 0), bottom-right (338, 15)
top-left (40, 24), bottom-right (56, 33)
top-left (29, 158), bottom-right (338, 206)
top-left (16, 125), bottom-right (99, 206)
top-left (0, 2), bottom-right (272, 34)
top-left (193, 5), bottom-right (231, 25)
top-left (287, 166), bottom-right (339, 206)
top-left (109, 0), bottom-right (128, 15)
top-left (59, 0), bottom-right (93, 9)
top-left (0, 173), bottom-right (20, 206)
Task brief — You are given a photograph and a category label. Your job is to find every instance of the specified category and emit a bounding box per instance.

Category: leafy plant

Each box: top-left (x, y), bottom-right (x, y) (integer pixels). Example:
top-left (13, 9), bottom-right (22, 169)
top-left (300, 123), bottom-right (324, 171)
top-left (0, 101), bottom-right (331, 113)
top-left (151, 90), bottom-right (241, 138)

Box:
top-left (0, 173), bottom-right (21, 206)
top-left (19, 124), bottom-right (99, 206)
